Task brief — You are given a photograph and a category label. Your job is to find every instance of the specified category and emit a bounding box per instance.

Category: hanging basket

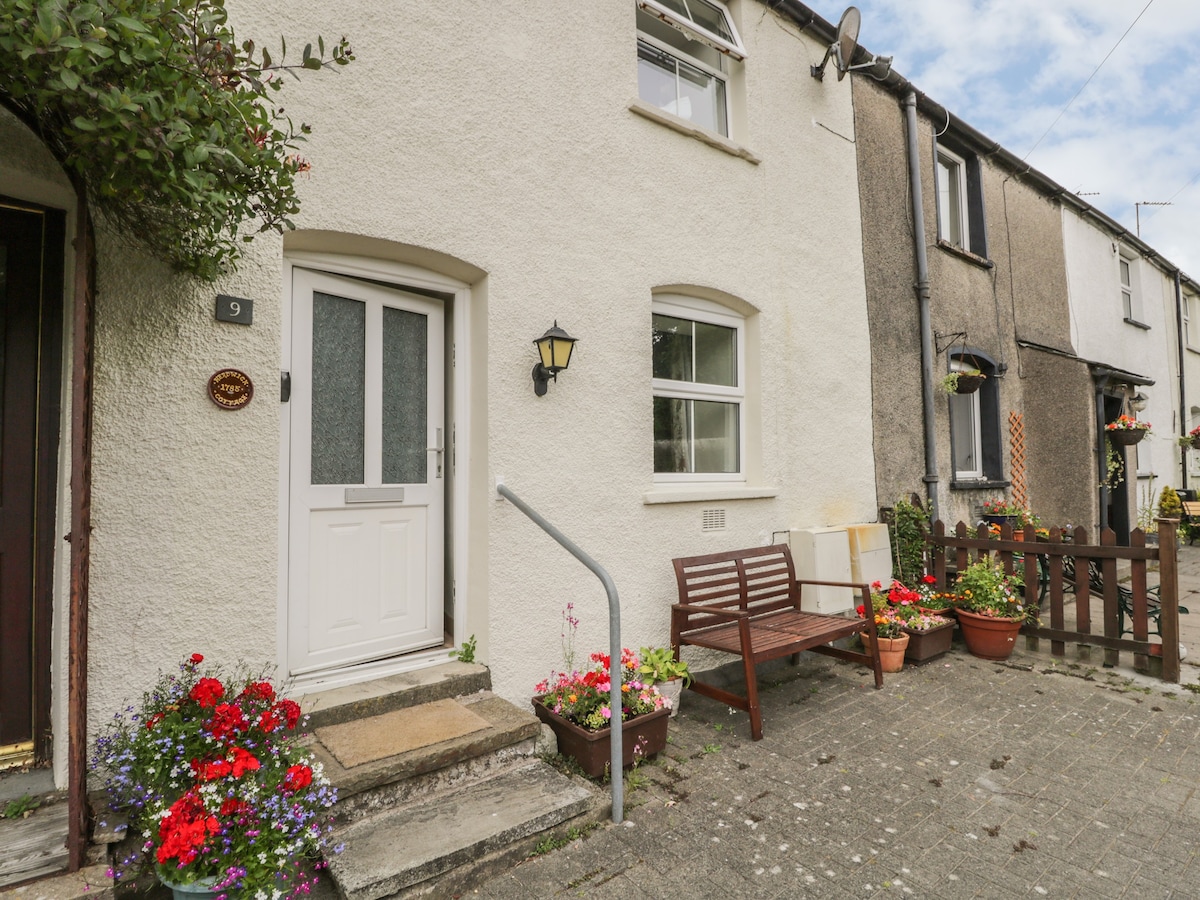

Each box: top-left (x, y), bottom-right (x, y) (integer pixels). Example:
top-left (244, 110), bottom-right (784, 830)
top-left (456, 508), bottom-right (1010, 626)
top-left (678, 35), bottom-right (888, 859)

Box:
top-left (1107, 427), bottom-right (1147, 447)
top-left (1189, 435), bottom-right (1200, 450)
top-left (953, 373), bottom-right (985, 394)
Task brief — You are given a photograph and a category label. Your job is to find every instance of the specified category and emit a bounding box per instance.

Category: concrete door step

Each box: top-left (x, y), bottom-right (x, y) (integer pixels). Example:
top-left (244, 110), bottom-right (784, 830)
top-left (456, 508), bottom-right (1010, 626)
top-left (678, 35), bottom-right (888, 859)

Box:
top-left (301, 662), bottom-right (492, 730)
top-left (311, 692), bottom-right (542, 813)
top-left (326, 760), bottom-right (602, 900)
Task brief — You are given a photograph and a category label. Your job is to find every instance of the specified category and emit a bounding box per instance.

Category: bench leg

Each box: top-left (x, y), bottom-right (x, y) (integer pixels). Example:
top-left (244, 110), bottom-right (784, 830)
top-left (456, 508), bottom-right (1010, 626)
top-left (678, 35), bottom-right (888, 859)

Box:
top-left (742, 651), bottom-right (763, 741)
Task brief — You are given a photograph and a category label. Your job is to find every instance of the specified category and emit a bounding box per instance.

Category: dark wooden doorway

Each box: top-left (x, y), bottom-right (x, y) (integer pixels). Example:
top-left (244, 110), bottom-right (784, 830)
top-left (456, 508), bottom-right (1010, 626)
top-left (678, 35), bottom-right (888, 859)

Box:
top-left (0, 199), bottom-right (65, 767)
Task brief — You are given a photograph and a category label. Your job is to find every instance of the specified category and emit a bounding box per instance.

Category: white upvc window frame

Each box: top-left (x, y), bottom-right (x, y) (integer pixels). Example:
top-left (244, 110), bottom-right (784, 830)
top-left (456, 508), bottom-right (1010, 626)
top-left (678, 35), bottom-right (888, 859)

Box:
top-left (1187, 293), bottom-right (1200, 351)
top-left (637, 0), bottom-right (746, 59)
top-left (652, 295), bottom-right (746, 484)
top-left (1119, 247), bottom-right (1145, 324)
top-left (948, 360), bottom-right (983, 480)
top-left (936, 146), bottom-right (970, 251)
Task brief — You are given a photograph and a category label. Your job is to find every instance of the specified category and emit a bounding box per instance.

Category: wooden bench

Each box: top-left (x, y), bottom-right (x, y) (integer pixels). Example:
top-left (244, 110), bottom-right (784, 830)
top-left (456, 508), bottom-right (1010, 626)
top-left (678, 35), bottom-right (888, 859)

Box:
top-left (670, 544), bottom-right (883, 741)
top-left (1182, 501), bottom-right (1200, 545)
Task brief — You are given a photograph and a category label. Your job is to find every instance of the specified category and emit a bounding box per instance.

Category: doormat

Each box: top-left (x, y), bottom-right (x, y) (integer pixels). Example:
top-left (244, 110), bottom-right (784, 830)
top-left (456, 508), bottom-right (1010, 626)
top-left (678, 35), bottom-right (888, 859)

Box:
top-left (316, 699), bottom-right (491, 769)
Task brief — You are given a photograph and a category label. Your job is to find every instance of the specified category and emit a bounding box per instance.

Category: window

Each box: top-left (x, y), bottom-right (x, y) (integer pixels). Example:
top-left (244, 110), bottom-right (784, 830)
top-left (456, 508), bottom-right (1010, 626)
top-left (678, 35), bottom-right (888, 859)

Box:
top-left (948, 360), bottom-right (982, 480)
top-left (652, 297), bottom-right (744, 480)
top-left (1119, 248), bottom-right (1146, 325)
top-left (935, 144), bottom-right (987, 258)
top-left (948, 352), bottom-right (1003, 484)
top-left (636, 0), bottom-right (744, 138)
top-left (1187, 293), bottom-right (1200, 350)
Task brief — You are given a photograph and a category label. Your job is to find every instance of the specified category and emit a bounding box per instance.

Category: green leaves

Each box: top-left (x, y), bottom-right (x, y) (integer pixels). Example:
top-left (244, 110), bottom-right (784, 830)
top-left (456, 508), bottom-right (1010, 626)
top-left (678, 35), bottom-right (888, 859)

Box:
top-left (0, 0), bottom-right (354, 281)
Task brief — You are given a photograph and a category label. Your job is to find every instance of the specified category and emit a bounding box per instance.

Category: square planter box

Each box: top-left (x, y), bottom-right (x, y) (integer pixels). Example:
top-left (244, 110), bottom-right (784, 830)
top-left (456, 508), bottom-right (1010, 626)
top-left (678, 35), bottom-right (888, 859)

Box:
top-left (901, 621), bottom-right (955, 662)
top-left (532, 700), bottom-right (669, 778)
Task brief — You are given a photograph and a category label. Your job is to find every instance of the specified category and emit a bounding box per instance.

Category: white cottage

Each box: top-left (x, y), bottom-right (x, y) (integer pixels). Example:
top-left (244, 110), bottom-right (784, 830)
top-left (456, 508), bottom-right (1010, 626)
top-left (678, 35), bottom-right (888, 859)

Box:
top-left (1, 0), bottom-right (879, 841)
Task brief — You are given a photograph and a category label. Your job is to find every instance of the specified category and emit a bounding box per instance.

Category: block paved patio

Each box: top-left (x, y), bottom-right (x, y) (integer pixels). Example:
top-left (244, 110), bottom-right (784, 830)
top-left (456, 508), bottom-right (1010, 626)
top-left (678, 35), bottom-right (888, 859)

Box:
top-left (465, 545), bottom-right (1200, 899)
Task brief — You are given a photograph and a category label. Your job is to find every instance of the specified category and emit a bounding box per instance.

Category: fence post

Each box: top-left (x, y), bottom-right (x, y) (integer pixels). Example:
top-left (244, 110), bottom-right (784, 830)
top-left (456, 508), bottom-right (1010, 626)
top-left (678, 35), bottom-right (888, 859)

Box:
top-left (1157, 518), bottom-right (1181, 683)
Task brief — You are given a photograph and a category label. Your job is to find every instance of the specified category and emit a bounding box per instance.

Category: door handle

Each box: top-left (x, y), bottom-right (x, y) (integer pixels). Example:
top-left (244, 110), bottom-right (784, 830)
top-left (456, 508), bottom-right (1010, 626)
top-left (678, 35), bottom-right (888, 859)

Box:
top-left (428, 427), bottom-right (443, 478)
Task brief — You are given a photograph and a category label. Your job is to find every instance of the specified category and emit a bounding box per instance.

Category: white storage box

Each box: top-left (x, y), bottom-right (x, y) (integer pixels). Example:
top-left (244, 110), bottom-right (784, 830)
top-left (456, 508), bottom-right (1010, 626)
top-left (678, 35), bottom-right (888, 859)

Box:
top-left (845, 523), bottom-right (893, 588)
top-left (788, 527), bottom-right (853, 614)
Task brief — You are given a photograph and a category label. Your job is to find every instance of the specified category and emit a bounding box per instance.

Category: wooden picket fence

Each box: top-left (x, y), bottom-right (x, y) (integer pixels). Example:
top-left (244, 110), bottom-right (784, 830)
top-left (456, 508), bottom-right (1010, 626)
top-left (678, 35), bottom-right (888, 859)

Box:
top-left (926, 519), bottom-right (1182, 682)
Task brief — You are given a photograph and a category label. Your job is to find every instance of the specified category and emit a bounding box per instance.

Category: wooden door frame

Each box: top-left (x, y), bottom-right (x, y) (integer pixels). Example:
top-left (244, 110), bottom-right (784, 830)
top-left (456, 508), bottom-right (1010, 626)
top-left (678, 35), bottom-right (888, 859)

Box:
top-left (0, 195), bottom-right (66, 765)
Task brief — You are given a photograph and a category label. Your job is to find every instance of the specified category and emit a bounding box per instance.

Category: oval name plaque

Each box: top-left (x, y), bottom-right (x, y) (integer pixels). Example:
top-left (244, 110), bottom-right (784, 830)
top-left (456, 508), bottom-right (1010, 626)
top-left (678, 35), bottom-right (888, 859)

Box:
top-left (208, 369), bottom-right (254, 410)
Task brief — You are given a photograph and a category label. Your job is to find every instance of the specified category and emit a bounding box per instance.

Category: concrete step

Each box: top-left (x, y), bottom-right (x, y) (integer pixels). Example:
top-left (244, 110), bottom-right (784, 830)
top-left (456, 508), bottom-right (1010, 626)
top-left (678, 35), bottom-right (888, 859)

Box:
top-left (311, 692), bottom-right (542, 815)
top-left (301, 662), bottom-right (492, 730)
top-left (326, 760), bottom-right (602, 900)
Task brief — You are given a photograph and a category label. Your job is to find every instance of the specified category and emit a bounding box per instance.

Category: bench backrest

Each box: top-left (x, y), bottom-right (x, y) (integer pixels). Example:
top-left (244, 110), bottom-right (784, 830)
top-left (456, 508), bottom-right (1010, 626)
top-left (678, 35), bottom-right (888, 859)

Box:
top-left (672, 544), bottom-right (799, 628)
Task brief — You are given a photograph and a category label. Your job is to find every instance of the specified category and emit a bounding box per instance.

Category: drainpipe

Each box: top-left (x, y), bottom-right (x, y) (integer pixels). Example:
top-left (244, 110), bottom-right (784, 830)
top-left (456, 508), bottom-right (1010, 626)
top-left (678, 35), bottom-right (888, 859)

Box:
top-left (1095, 373), bottom-right (1110, 531)
top-left (1176, 271), bottom-right (1187, 491)
top-left (904, 91), bottom-right (940, 521)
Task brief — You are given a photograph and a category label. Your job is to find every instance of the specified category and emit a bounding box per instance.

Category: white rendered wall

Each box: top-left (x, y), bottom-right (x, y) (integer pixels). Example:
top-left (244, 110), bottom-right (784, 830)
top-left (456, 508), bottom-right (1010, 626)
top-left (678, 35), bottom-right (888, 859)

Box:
top-left (30, 0), bottom-right (879, 729)
top-left (1063, 208), bottom-right (1181, 500)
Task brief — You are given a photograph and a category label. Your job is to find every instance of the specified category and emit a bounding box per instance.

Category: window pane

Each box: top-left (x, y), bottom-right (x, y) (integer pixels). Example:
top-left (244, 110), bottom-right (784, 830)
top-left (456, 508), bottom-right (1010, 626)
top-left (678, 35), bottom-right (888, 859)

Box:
top-left (654, 396), bottom-right (691, 473)
top-left (693, 400), bottom-right (738, 473)
top-left (638, 41), bottom-right (679, 113)
top-left (685, 0), bottom-right (736, 42)
top-left (676, 56), bottom-right (725, 134)
top-left (937, 157), bottom-right (962, 245)
top-left (694, 320), bottom-right (736, 386)
top-left (382, 306), bottom-right (428, 485)
top-left (1119, 258), bottom-right (1131, 288)
top-left (312, 291), bottom-right (365, 485)
top-left (653, 314), bottom-right (694, 381)
top-left (949, 392), bottom-right (979, 477)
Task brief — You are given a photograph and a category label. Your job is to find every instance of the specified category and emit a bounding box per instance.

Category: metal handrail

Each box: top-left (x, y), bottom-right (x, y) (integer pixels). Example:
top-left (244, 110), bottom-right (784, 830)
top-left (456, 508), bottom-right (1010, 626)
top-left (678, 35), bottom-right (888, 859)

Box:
top-left (496, 482), bottom-right (624, 823)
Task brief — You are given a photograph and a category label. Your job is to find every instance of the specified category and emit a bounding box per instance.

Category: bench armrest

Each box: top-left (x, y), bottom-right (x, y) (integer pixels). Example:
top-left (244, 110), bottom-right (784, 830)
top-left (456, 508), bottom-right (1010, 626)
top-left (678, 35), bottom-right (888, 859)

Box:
top-left (671, 603), bottom-right (750, 620)
top-left (795, 578), bottom-right (872, 597)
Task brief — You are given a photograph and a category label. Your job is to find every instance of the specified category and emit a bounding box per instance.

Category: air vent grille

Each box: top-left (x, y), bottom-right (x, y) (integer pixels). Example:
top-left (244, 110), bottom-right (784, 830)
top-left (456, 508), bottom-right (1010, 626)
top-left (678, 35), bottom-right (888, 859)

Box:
top-left (701, 508), bottom-right (726, 531)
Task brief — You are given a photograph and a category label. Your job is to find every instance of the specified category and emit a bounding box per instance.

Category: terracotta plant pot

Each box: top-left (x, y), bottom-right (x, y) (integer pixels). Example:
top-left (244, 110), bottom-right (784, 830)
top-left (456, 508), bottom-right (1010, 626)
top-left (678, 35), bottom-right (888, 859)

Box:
top-left (1106, 427), bottom-right (1147, 446)
top-left (532, 700), bottom-right (669, 778)
top-left (861, 632), bottom-right (908, 673)
top-left (955, 608), bottom-right (1023, 661)
top-left (901, 621), bottom-right (955, 662)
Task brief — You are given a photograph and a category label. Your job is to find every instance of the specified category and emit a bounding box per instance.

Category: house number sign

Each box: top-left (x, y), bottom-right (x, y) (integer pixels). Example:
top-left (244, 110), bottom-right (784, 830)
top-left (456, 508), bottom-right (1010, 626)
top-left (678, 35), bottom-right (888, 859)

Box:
top-left (208, 369), bottom-right (254, 410)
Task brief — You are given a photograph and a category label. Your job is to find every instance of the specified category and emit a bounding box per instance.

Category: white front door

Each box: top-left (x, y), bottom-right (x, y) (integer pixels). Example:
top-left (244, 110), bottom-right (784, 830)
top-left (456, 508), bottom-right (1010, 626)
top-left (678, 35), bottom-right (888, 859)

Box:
top-left (288, 269), bottom-right (445, 676)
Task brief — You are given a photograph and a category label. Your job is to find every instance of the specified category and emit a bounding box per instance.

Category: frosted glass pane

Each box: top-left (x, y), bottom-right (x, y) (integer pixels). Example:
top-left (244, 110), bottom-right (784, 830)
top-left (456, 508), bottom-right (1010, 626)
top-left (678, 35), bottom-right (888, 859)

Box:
top-left (312, 292), bottom-right (365, 485)
top-left (382, 306), bottom-right (428, 484)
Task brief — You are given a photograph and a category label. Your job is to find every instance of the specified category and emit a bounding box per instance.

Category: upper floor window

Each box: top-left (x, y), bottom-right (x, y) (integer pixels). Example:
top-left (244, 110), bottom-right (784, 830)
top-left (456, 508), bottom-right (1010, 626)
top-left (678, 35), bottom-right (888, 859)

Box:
top-left (935, 144), bottom-right (987, 259)
top-left (1119, 248), bottom-right (1146, 326)
top-left (652, 296), bottom-right (744, 480)
top-left (1186, 293), bottom-right (1200, 350)
top-left (636, 0), bottom-right (744, 138)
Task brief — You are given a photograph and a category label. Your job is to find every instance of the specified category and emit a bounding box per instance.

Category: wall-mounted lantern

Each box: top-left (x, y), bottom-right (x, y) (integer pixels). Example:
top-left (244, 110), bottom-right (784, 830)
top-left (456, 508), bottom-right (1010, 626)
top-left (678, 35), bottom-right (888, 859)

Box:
top-left (532, 322), bottom-right (578, 397)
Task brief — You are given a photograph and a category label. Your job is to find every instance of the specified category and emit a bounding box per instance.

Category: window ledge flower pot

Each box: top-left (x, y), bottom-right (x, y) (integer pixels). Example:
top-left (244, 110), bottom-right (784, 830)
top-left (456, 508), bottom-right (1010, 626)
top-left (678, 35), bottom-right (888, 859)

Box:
top-left (532, 700), bottom-right (669, 778)
top-left (955, 608), bottom-right (1023, 661)
top-left (901, 621), bottom-right (955, 662)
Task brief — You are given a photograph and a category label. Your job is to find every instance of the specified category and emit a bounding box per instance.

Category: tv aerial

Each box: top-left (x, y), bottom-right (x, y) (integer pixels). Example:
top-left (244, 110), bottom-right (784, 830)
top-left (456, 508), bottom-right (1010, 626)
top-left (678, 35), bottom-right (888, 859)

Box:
top-left (811, 6), bottom-right (892, 81)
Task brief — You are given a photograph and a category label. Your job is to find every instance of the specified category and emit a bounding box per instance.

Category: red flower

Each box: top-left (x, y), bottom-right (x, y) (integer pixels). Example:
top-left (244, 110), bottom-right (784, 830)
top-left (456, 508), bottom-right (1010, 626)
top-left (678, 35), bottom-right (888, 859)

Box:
top-left (855, 604), bottom-right (866, 617)
top-left (282, 764), bottom-right (313, 792)
top-left (257, 709), bottom-right (281, 733)
top-left (145, 712), bottom-right (165, 730)
top-left (208, 703), bottom-right (248, 740)
top-left (922, 574), bottom-right (937, 585)
top-left (189, 653), bottom-right (204, 665)
top-left (231, 747), bottom-right (261, 777)
top-left (189, 677), bottom-right (225, 708)
top-left (156, 790), bottom-right (219, 865)
top-left (192, 757), bottom-right (233, 781)
top-left (219, 797), bottom-right (249, 817)
top-left (274, 699), bottom-right (302, 730)
top-left (239, 681), bottom-right (276, 704)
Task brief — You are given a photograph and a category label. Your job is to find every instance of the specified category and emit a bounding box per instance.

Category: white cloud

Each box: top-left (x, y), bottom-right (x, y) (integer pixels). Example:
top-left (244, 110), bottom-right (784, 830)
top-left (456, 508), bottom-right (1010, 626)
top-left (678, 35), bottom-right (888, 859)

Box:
top-left (808, 0), bottom-right (1200, 274)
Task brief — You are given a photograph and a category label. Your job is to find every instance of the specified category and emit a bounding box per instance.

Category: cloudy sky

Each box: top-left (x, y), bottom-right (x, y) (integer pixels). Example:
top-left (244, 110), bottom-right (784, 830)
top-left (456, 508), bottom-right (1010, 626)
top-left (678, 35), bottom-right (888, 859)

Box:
top-left (808, 0), bottom-right (1200, 277)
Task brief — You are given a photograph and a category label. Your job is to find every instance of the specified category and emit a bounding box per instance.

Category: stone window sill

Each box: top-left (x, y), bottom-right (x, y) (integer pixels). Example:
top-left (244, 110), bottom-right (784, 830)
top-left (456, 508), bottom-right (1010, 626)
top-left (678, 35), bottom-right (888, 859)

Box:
top-left (628, 99), bottom-right (761, 165)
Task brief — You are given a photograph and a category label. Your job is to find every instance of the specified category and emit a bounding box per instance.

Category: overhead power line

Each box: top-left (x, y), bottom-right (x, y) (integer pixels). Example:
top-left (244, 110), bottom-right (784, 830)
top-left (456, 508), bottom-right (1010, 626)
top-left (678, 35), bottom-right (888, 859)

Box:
top-left (1023, 0), bottom-right (1156, 161)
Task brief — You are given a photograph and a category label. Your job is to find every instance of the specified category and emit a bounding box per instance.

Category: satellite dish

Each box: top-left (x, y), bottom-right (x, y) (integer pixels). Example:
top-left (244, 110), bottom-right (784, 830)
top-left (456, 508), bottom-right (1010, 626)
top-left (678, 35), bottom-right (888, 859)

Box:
top-left (833, 7), bottom-right (861, 81)
top-left (810, 5), bottom-right (893, 82)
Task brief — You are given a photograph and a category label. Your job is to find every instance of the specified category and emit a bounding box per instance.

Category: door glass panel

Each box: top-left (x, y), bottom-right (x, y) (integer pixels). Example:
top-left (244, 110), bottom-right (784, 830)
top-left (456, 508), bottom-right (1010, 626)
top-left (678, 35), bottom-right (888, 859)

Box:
top-left (311, 291), bottom-right (365, 485)
top-left (382, 306), bottom-right (428, 484)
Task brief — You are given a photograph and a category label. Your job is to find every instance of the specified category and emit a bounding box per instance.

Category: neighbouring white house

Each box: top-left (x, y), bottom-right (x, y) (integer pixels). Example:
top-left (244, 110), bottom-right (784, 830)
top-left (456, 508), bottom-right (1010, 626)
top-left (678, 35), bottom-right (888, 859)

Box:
top-left (0, 0), bottom-right (881, 797)
top-left (1062, 202), bottom-right (1194, 535)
